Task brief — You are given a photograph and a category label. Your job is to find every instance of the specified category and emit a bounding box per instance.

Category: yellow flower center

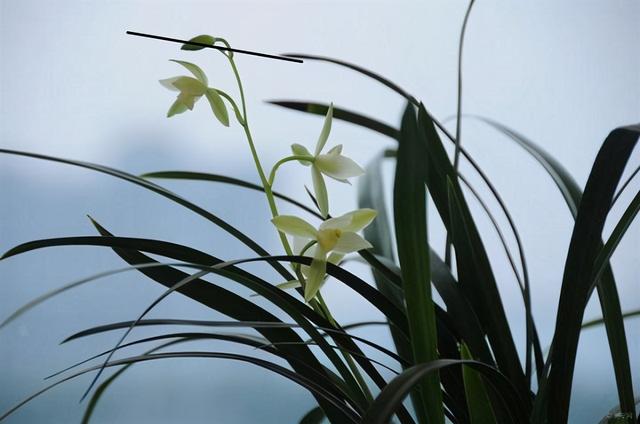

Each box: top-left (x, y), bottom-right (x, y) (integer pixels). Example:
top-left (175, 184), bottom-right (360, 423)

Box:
top-left (317, 228), bottom-right (342, 251)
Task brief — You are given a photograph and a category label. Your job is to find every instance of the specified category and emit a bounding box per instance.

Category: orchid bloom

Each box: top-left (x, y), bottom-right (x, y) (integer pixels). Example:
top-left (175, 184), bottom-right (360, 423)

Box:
top-left (160, 60), bottom-right (229, 126)
top-left (291, 105), bottom-right (364, 218)
top-left (271, 208), bottom-right (377, 302)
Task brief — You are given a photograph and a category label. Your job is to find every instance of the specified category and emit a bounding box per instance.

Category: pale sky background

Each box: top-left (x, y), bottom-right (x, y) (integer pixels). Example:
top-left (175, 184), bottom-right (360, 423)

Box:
top-left (1, 1), bottom-right (639, 423)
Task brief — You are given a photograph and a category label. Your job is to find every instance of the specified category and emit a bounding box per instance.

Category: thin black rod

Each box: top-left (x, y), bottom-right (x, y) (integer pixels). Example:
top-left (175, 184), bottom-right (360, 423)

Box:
top-left (126, 31), bottom-right (303, 64)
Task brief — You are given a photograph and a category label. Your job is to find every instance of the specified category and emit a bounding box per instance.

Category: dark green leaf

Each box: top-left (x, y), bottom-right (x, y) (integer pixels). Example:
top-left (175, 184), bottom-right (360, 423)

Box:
top-left (417, 105), bottom-right (528, 399)
top-left (582, 309), bottom-right (640, 330)
top-left (140, 170), bottom-right (321, 218)
top-left (361, 359), bottom-right (528, 424)
top-left (300, 406), bottom-right (325, 424)
top-left (540, 125), bottom-right (639, 423)
top-left (394, 103), bottom-right (443, 424)
top-left (280, 54), bottom-right (417, 103)
top-left (267, 101), bottom-right (399, 139)
top-left (460, 343), bottom-right (497, 424)
top-left (0, 149), bottom-right (295, 282)
top-left (468, 118), bottom-right (636, 420)
top-left (0, 352), bottom-right (361, 423)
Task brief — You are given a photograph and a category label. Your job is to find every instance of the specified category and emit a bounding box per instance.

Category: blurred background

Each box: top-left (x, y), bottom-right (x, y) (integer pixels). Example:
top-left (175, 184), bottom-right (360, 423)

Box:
top-left (1, 1), bottom-right (638, 422)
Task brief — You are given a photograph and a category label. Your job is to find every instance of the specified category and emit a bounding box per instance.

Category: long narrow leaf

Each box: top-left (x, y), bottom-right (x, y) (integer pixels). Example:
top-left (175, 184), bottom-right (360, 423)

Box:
top-left (460, 343), bottom-right (497, 424)
top-left (0, 352), bottom-right (361, 423)
top-left (468, 118), bottom-right (637, 420)
top-left (0, 149), bottom-right (294, 282)
top-left (418, 105), bottom-right (528, 399)
top-left (394, 103), bottom-right (443, 424)
top-left (540, 125), bottom-right (639, 423)
top-left (141, 171), bottom-right (321, 218)
top-left (361, 359), bottom-right (528, 424)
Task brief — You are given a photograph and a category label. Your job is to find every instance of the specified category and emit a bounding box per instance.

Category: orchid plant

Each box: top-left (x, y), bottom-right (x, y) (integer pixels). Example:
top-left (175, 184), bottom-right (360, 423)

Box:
top-left (1, 17), bottom-right (639, 424)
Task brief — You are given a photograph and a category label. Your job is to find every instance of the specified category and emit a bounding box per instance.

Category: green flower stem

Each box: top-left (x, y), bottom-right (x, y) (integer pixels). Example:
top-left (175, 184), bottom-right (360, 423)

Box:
top-left (268, 155), bottom-right (315, 187)
top-left (316, 292), bottom-right (374, 403)
top-left (225, 54), bottom-right (294, 256)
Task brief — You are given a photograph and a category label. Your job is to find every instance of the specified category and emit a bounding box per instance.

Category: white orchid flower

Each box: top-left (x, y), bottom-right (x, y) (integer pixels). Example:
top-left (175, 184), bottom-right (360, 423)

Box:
top-left (291, 104), bottom-right (365, 218)
top-left (271, 238), bottom-right (344, 294)
top-left (271, 208), bottom-right (377, 302)
top-left (160, 60), bottom-right (229, 126)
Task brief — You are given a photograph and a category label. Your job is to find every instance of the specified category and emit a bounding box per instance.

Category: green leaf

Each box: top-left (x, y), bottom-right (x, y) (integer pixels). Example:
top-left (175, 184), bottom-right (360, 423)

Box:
top-left (169, 59), bottom-right (208, 85)
top-left (53, 332), bottom-right (267, 378)
top-left (460, 343), bottom-right (497, 424)
top-left (465, 116), bottom-right (582, 216)
top-left (0, 236), bottom-right (411, 341)
top-left (281, 54), bottom-right (416, 104)
top-left (80, 266), bottom-right (215, 400)
top-left (140, 170), bottom-right (321, 218)
top-left (1, 226), bottom-right (418, 421)
top-left (357, 152), bottom-right (417, 377)
top-left (268, 100), bottom-right (399, 140)
top-left (205, 88), bottom-right (230, 127)
top-left (582, 309), bottom-right (640, 330)
top-left (393, 103), bottom-right (443, 424)
top-left (417, 105), bottom-right (528, 398)
top-left (0, 262), bottom-right (182, 330)
top-left (457, 171), bottom-right (542, 384)
top-left (361, 359), bottom-right (528, 424)
top-left (0, 149), bottom-right (295, 282)
top-left (81, 339), bottom-right (192, 424)
top-left (469, 117), bottom-right (636, 420)
top-left (299, 406), bottom-right (325, 424)
top-left (1, 351), bottom-right (361, 423)
top-left (60, 322), bottom-right (406, 371)
top-left (181, 34), bottom-right (216, 51)
top-left (591, 187), bottom-right (640, 289)
top-left (540, 125), bottom-right (639, 423)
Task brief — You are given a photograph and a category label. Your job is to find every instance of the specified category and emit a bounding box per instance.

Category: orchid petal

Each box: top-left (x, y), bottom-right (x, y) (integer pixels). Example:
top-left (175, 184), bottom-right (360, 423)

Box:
top-left (177, 92), bottom-right (200, 110)
top-left (305, 254), bottom-right (327, 302)
top-left (291, 144), bottom-right (312, 166)
top-left (314, 103), bottom-right (333, 155)
top-left (271, 215), bottom-right (318, 238)
top-left (315, 154), bottom-right (365, 180)
top-left (332, 232), bottom-right (372, 254)
top-left (171, 76), bottom-right (207, 95)
top-left (159, 77), bottom-right (181, 91)
top-left (342, 208), bottom-right (378, 232)
top-left (167, 99), bottom-right (189, 117)
top-left (320, 208), bottom-right (377, 232)
top-left (326, 144), bottom-right (343, 155)
top-left (312, 165), bottom-right (329, 218)
top-left (327, 252), bottom-right (344, 265)
top-left (169, 60), bottom-right (208, 85)
top-left (293, 237), bottom-right (317, 276)
top-left (205, 88), bottom-right (230, 127)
